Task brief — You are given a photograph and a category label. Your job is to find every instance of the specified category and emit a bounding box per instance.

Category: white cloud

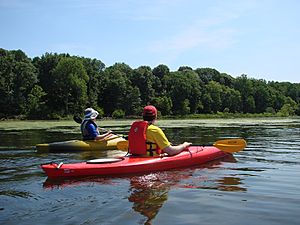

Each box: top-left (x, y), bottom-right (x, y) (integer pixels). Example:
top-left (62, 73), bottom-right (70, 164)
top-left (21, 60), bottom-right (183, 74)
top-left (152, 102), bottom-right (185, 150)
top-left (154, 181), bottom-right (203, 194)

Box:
top-left (145, 1), bottom-right (259, 63)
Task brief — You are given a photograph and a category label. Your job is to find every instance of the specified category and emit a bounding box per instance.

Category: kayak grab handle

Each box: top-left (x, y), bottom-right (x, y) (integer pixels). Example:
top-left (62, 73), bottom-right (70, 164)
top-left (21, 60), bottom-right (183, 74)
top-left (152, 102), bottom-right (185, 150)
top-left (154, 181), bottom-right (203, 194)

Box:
top-left (57, 162), bottom-right (63, 169)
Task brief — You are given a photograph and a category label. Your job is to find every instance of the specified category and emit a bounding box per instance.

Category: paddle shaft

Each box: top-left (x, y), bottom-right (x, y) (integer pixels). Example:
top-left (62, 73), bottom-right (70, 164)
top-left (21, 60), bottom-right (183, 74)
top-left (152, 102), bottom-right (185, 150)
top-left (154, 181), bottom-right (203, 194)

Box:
top-left (117, 138), bottom-right (246, 153)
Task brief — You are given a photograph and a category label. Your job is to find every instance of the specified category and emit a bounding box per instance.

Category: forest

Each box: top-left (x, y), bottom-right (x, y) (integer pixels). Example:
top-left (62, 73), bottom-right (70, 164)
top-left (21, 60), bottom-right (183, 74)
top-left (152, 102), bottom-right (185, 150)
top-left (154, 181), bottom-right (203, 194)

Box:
top-left (0, 48), bottom-right (300, 119)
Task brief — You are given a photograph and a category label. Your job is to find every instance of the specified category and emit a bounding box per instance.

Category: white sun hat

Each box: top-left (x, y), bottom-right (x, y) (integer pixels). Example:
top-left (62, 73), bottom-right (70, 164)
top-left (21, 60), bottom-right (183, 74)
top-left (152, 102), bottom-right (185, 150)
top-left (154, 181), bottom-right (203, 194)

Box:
top-left (84, 108), bottom-right (99, 120)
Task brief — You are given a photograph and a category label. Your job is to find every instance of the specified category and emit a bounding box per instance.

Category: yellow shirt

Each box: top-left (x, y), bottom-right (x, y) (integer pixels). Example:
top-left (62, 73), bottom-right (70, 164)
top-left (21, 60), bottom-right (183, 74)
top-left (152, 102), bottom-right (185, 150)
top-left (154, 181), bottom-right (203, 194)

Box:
top-left (146, 124), bottom-right (170, 150)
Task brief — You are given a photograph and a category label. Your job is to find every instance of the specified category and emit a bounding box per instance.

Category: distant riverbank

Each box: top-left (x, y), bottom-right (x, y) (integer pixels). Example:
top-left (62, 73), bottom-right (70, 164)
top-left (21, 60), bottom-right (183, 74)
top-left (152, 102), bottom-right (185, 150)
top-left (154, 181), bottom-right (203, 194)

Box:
top-left (2, 112), bottom-right (300, 122)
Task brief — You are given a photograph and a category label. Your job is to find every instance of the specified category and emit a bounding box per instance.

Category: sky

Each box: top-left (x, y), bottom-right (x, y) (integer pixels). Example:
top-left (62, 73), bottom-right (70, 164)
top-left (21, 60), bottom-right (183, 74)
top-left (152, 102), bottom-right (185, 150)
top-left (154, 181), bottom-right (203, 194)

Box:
top-left (1, 0), bottom-right (299, 83)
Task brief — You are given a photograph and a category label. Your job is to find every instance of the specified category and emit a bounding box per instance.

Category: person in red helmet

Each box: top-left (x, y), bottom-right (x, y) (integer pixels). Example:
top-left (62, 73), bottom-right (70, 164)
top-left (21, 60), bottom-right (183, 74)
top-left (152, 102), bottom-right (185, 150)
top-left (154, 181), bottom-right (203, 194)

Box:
top-left (128, 105), bottom-right (192, 156)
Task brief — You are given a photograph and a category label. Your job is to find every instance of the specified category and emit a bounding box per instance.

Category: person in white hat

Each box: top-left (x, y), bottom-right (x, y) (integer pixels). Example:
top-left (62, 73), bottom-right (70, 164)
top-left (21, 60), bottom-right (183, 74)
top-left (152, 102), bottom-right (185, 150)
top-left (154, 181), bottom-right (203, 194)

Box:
top-left (80, 108), bottom-right (112, 140)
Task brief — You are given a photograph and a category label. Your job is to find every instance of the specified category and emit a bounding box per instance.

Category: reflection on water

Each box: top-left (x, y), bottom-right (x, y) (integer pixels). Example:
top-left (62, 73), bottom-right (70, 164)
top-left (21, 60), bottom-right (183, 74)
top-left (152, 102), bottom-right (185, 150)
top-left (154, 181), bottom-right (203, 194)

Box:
top-left (215, 177), bottom-right (246, 192)
top-left (42, 155), bottom-right (246, 224)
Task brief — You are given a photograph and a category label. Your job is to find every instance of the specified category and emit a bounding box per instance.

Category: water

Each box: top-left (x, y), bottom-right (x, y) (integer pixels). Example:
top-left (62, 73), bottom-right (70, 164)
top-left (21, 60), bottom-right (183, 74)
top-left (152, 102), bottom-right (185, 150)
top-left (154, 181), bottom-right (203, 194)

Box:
top-left (0, 118), bottom-right (300, 225)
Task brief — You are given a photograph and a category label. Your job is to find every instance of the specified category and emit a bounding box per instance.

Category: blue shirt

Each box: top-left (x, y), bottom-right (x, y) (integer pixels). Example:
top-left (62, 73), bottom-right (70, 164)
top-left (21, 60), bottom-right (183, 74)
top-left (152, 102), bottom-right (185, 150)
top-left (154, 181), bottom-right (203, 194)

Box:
top-left (81, 120), bottom-right (99, 140)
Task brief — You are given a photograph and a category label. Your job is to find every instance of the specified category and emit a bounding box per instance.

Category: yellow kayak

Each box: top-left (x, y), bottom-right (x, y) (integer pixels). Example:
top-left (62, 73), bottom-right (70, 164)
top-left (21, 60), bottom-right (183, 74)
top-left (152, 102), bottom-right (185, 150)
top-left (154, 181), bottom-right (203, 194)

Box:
top-left (36, 134), bottom-right (126, 152)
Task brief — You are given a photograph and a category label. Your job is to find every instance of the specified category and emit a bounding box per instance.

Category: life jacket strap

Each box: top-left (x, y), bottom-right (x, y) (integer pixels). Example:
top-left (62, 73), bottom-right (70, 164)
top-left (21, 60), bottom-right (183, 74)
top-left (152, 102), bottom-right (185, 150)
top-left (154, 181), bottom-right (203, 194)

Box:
top-left (146, 141), bottom-right (155, 156)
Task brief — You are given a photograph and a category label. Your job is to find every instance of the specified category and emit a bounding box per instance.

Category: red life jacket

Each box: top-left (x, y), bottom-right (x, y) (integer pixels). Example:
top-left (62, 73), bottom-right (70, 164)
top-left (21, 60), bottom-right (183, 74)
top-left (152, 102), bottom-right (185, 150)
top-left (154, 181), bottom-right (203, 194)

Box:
top-left (128, 121), bottom-right (161, 156)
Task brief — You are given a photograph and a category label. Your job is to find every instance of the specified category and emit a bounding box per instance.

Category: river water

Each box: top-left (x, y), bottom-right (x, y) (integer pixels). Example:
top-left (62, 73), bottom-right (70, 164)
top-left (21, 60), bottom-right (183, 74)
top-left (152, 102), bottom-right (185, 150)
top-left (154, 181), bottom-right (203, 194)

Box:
top-left (0, 118), bottom-right (299, 225)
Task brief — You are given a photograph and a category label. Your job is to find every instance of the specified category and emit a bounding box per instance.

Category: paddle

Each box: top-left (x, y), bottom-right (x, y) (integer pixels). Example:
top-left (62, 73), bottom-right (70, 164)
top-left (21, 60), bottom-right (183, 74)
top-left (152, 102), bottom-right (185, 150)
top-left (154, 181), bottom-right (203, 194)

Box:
top-left (73, 115), bottom-right (84, 124)
top-left (116, 138), bottom-right (247, 153)
top-left (212, 139), bottom-right (246, 153)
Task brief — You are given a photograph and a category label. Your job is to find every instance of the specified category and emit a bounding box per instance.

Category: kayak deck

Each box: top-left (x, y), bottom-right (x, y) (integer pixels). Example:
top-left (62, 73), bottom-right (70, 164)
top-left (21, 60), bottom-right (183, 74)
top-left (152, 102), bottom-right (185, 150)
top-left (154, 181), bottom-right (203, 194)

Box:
top-left (36, 134), bottom-right (126, 152)
top-left (41, 146), bottom-right (229, 178)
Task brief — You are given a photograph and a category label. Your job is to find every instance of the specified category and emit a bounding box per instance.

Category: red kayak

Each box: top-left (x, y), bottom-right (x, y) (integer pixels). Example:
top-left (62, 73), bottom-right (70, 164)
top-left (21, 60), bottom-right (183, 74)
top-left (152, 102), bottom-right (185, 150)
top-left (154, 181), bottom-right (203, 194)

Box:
top-left (41, 146), bottom-right (229, 178)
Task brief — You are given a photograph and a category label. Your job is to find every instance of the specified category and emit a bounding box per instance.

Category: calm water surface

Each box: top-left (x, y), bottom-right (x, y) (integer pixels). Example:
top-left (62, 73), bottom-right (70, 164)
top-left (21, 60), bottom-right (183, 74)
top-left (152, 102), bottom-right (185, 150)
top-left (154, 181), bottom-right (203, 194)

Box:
top-left (0, 118), bottom-right (300, 225)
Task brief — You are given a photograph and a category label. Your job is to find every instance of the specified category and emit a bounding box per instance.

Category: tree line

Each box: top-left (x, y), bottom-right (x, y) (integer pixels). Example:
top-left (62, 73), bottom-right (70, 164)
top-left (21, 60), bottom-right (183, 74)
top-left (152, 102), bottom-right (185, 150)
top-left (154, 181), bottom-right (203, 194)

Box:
top-left (1, 48), bottom-right (300, 119)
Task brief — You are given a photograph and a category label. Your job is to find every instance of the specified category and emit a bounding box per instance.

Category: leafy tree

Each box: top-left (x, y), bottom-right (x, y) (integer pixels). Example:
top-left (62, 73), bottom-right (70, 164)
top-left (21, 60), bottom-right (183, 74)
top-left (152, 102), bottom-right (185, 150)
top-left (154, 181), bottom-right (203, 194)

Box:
top-left (178, 66), bottom-right (193, 71)
top-left (0, 49), bottom-right (38, 117)
top-left (234, 75), bottom-right (255, 113)
top-left (277, 96), bottom-right (298, 116)
top-left (181, 99), bottom-right (191, 115)
top-left (195, 68), bottom-right (220, 84)
top-left (112, 109), bottom-right (125, 118)
top-left (79, 57), bottom-right (105, 108)
top-left (295, 103), bottom-right (300, 116)
top-left (245, 95), bottom-right (256, 113)
top-left (200, 81), bottom-right (241, 113)
top-left (221, 86), bottom-right (242, 113)
top-left (152, 64), bottom-right (170, 96)
top-left (252, 79), bottom-right (272, 113)
top-left (50, 57), bottom-right (89, 115)
top-left (26, 85), bottom-right (46, 118)
top-left (164, 70), bottom-right (201, 115)
top-left (2, 47), bottom-right (300, 118)
top-left (151, 96), bottom-right (173, 116)
top-left (219, 73), bottom-right (235, 87)
top-left (286, 83), bottom-right (300, 103)
top-left (123, 86), bottom-right (142, 115)
top-left (33, 53), bottom-right (66, 95)
top-left (200, 92), bottom-right (212, 113)
top-left (130, 66), bottom-right (155, 105)
top-left (99, 64), bottom-right (132, 115)
top-left (152, 64), bottom-right (170, 79)
top-left (205, 81), bottom-right (222, 113)
top-left (33, 53), bottom-right (66, 115)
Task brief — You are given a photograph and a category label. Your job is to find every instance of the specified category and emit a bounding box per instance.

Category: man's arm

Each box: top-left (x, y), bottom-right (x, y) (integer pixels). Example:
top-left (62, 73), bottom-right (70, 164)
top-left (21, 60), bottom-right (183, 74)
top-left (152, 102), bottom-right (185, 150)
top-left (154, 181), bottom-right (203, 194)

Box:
top-left (163, 142), bottom-right (192, 156)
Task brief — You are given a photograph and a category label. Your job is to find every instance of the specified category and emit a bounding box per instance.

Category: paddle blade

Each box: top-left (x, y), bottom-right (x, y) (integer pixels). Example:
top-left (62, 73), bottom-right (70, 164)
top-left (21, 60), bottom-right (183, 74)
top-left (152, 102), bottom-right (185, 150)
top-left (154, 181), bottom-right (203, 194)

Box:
top-left (213, 139), bottom-right (247, 153)
top-left (117, 140), bottom-right (129, 151)
top-left (73, 115), bottom-right (82, 124)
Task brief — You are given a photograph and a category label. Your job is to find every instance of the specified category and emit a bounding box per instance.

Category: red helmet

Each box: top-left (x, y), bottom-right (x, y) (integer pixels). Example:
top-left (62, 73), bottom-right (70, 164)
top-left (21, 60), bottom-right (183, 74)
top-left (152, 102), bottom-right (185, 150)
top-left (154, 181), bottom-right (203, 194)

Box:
top-left (143, 105), bottom-right (157, 117)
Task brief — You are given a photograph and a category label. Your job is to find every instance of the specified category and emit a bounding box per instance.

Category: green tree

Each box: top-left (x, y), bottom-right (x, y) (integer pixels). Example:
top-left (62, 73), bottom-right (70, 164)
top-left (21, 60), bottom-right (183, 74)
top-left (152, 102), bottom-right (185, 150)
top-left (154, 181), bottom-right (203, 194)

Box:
top-left (252, 79), bottom-right (272, 113)
top-left (152, 64), bottom-right (170, 79)
top-left (152, 64), bottom-right (170, 96)
top-left (112, 109), bottom-right (125, 118)
top-left (181, 99), bottom-right (191, 115)
top-left (26, 85), bottom-right (46, 118)
top-left (277, 97), bottom-right (298, 116)
top-left (201, 92), bottom-right (213, 113)
top-left (0, 49), bottom-right (38, 117)
top-left (100, 64), bottom-right (133, 115)
top-left (50, 57), bottom-right (88, 115)
top-left (195, 68), bottom-right (220, 84)
top-left (221, 86), bottom-right (242, 113)
top-left (201, 81), bottom-right (241, 113)
top-left (268, 81), bottom-right (293, 112)
top-left (164, 70), bottom-right (201, 115)
top-left (205, 81), bottom-right (222, 113)
top-left (151, 96), bottom-right (173, 116)
top-left (219, 73), bottom-right (235, 87)
top-left (245, 96), bottom-right (256, 113)
top-left (33, 53), bottom-right (66, 115)
top-left (79, 57), bottom-right (105, 109)
top-left (178, 66), bottom-right (193, 71)
top-left (124, 86), bottom-right (142, 115)
top-left (234, 75), bottom-right (255, 113)
top-left (130, 66), bottom-right (155, 105)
